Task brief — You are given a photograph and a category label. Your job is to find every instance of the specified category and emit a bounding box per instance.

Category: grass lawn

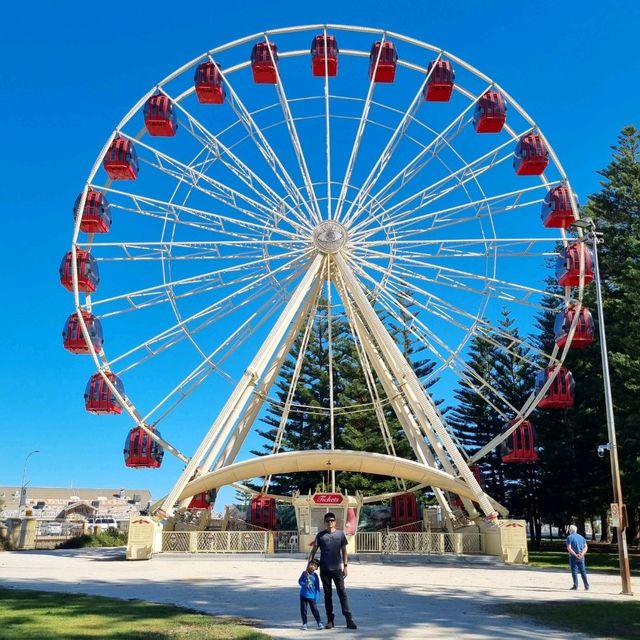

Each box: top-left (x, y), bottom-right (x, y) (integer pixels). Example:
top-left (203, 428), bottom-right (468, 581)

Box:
top-left (0, 588), bottom-right (270, 640)
top-left (528, 550), bottom-right (640, 575)
top-left (498, 601), bottom-right (640, 640)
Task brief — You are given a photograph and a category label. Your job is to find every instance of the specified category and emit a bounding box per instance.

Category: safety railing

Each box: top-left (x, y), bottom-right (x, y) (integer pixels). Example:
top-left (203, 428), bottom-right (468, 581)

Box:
top-left (159, 530), bottom-right (483, 555)
top-left (355, 531), bottom-right (484, 555)
top-left (162, 530), bottom-right (268, 553)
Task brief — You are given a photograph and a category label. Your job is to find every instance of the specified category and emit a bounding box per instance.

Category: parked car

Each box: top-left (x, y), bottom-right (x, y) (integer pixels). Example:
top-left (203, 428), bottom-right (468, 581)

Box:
top-left (87, 516), bottom-right (118, 532)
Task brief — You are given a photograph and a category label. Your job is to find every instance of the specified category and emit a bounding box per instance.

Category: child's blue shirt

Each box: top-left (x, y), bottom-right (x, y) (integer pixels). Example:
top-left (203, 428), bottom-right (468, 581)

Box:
top-left (298, 570), bottom-right (320, 600)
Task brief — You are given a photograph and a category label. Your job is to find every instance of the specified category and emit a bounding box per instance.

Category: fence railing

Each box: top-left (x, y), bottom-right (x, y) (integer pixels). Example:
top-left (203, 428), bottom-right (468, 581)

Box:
top-left (162, 530), bottom-right (268, 553)
top-left (160, 530), bottom-right (484, 555)
top-left (355, 531), bottom-right (483, 555)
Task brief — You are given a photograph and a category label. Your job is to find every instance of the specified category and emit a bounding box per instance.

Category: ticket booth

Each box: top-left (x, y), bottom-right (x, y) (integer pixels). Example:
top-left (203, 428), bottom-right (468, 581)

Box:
top-left (291, 491), bottom-right (362, 554)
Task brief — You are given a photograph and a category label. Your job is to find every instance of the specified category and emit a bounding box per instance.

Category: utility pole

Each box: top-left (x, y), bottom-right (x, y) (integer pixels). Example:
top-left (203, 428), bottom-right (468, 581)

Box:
top-left (572, 218), bottom-right (633, 595)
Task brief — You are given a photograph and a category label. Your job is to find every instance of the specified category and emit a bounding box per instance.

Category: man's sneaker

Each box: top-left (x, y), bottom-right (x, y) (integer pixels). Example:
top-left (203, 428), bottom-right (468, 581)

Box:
top-left (325, 621), bottom-right (334, 629)
top-left (585, 585), bottom-right (590, 591)
top-left (346, 619), bottom-right (358, 629)
top-left (300, 623), bottom-right (307, 630)
top-left (570, 585), bottom-right (578, 590)
top-left (317, 622), bottom-right (324, 629)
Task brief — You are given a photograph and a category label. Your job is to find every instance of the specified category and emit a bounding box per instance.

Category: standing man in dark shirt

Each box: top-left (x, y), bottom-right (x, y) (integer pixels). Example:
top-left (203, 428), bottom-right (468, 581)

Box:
top-left (309, 512), bottom-right (357, 630)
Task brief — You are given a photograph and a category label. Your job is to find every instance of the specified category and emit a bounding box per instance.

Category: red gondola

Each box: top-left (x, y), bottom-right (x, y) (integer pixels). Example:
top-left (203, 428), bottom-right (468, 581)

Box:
top-left (143, 93), bottom-right (178, 136)
top-left (251, 41), bottom-right (279, 84)
top-left (469, 463), bottom-right (483, 486)
top-left (535, 367), bottom-right (575, 409)
top-left (424, 60), bottom-right (455, 102)
top-left (556, 244), bottom-right (594, 287)
top-left (250, 495), bottom-right (277, 529)
top-left (59, 249), bottom-right (100, 293)
top-left (311, 34), bottom-right (338, 76)
top-left (124, 426), bottom-right (164, 468)
top-left (513, 133), bottom-right (548, 176)
top-left (188, 490), bottom-right (216, 510)
top-left (473, 91), bottom-right (507, 133)
top-left (62, 311), bottom-right (103, 354)
top-left (500, 420), bottom-right (539, 463)
top-left (103, 136), bottom-right (139, 181)
top-left (194, 61), bottom-right (226, 104)
top-left (85, 372), bottom-right (124, 415)
top-left (73, 190), bottom-right (111, 234)
top-left (541, 185), bottom-right (576, 228)
top-left (390, 492), bottom-right (420, 531)
top-left (554, 305), bottom-right (595, 349)
top-left (454, 463), bottom-right (484, 509)
top-left (369, 41), bottom-right (398, 83)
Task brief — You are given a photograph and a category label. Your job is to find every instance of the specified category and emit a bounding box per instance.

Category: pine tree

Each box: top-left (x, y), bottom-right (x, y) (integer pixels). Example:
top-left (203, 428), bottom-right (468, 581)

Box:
top-left (578, 126), bottom-right (640, 543)
top-left (532, 126), bottom-right (640, 544)
top-left (447, 330), bottom-right (506, 502)
top-left (492, 310), bottom-right (540, 541)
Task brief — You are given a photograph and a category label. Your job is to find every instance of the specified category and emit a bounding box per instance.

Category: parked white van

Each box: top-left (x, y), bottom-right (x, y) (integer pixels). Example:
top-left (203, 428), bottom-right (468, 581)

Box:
top-left (87, 516), bottom-right (118, 532)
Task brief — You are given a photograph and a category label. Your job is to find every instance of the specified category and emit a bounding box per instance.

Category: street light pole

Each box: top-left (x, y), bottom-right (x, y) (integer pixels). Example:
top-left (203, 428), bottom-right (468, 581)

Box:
top-left (19, 449), bottom-right (40, 515)
top-left (574, 218), bottom-right (633, 595)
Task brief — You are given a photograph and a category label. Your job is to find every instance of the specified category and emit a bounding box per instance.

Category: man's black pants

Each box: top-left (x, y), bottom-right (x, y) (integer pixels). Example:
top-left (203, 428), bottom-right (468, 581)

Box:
top-left (320, 568), bottom-right (352, 622)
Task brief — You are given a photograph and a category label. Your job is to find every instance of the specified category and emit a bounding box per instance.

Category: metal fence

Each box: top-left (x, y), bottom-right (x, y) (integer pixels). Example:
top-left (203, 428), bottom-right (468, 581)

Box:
top-left (272, 530), bottom-right (299, 553)
top-left (160, 530), bottom-right (483, 555)
top-left (355, 531), bottom-right (484, 555)
top-left (162, 530), bottom-right (269, 553)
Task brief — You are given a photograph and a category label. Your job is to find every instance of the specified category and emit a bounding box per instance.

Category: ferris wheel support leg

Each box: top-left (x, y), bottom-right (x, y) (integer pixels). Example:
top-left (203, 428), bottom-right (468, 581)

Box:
top-left (156, 255), bottom-right (323, 518)
top-left (203, 277), bottom-right (323, 473)
top-left (334, 253), bottom-right (497, 520)
top-left (342, 289), bottom-right (459, 527)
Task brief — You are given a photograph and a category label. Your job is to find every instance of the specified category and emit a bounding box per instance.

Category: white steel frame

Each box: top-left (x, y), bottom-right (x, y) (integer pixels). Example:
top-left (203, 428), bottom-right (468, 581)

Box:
top-left (67, 25), bottom-right (590, 523)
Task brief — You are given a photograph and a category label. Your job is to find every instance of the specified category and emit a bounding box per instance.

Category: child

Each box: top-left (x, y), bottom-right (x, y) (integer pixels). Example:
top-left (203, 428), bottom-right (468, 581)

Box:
top-left (298, 558), bottom-right (323, 630)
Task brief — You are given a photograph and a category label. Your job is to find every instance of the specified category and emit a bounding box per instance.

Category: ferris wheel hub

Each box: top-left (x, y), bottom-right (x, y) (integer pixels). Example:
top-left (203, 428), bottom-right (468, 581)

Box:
top-left (312, 221), bottom-right (348, 254)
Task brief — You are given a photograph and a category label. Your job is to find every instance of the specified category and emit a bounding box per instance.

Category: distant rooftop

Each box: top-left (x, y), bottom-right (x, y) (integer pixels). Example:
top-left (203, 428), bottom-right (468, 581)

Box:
top-left (0, 486), bottom-right (152, 520)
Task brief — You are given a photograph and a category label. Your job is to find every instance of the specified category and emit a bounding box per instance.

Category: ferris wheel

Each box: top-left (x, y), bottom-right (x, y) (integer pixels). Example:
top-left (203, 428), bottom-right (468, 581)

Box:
top-left (62, 24), bottom-right (593, 524)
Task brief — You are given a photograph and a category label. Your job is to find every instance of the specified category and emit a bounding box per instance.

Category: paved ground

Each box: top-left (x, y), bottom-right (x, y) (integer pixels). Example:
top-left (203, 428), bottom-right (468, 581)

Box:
top-left (0, 549), bottom-right (636, 639)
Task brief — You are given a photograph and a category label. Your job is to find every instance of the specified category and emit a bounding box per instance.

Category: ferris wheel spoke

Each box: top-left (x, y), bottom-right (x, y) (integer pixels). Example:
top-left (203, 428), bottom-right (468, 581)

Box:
top-left (343, 76), bottom-right (489, 229)
top-left (220, 65), bottom-right (320, 226)
top-left (87, 239), bottom-right (305, 262)
top-left (333, 34), bottom-right (387, 223)
top-left (339, 55), bottom-right (438, 228)
top-left (141, 276), bottom-right (302, 425)
top-left (346, 255), bottom-right (556, 374)
top-left (91, 246), bottom-right (307, 316)
top-left (356, 235), bottom-right (562, 262)
top-left (322, 28), bottom-right (334, 220)
top-left (167, 92), bottom-right (313, 233)
top-left (98, 186), bottom-right (300, 241)
top-left (115, 267), bottom-right (305, 382)
top-left (337, 277), bottom-right (403, 461)
top-left (352, 183), bottom-right (549, 243)
top-left (370, 283), bottom-right (524, 419)
top-left (350, 128), bottom-right (528, 237)
top-left (265, 34), bottom-right (323, 224)
top-left (106, 251), bottom-right (311, 369)
top-left (118, 133), bottom-right (280, 228)
top-left (354, 247), bottom-right (562, 311)
top-left (92, 244), bottom-right (304, 306)
top-left (379, 273), bottom-right (550, 371)
top-left (263, 277), bottom-right (322, 474)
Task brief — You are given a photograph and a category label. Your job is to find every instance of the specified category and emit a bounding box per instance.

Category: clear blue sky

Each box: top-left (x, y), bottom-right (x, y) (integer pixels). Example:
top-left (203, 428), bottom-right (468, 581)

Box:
top-left (1, 1), bottom-right (638, 508)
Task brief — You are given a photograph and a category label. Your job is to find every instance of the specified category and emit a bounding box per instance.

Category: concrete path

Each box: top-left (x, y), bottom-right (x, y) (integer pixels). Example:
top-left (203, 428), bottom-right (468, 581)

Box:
top-left (0, 549), bottom-right (636, 639)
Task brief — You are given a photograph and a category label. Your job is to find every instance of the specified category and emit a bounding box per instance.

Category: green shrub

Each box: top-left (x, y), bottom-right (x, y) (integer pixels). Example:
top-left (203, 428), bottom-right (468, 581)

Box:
top-left (56, 528), bottom-right (127, 550)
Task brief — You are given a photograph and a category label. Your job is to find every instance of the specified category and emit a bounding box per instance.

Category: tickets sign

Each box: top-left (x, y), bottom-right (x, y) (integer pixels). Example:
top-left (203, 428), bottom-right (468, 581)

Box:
top-left (313, 493), bottom-right (343, 505)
